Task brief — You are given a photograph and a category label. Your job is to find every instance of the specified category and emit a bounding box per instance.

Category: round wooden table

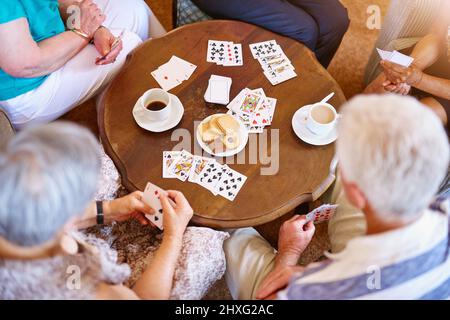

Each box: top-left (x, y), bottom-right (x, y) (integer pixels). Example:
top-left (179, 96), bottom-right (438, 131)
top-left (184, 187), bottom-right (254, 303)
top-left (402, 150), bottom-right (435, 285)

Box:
top-left (99, 20), bottom-right (345, 229)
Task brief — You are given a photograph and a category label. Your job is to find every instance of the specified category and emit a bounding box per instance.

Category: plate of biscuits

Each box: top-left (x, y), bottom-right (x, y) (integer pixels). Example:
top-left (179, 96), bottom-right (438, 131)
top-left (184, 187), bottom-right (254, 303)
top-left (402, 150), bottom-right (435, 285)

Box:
top-left (197, 114), bottom-right (249, 157)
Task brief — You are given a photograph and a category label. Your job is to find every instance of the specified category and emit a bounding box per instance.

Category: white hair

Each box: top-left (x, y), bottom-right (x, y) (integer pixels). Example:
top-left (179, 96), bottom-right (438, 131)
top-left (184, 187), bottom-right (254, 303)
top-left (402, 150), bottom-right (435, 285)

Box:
top-left (337, 94), bottom-right (449, 221)
top-left (0, 122), bottom-right (101, 246)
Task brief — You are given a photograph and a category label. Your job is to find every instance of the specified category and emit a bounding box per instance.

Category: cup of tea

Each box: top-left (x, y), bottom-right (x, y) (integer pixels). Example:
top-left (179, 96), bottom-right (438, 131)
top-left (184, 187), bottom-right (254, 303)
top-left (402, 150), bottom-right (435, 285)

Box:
top-left (306, 102), bottom-right (338, 136)
top-left (138, 89), bottom-right (172, 122)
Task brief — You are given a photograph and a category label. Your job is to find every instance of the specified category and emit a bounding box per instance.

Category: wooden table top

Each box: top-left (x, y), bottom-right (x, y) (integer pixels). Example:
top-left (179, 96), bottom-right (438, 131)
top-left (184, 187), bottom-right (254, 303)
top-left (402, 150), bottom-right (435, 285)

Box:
top-left (98, 20), bottom-right (345, 229)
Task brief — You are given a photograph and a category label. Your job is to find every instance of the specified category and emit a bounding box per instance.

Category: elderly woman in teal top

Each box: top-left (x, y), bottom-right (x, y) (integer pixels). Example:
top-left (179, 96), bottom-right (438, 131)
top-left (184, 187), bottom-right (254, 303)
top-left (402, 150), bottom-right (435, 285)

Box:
top-left (0, 0), bottom-right (166, 129)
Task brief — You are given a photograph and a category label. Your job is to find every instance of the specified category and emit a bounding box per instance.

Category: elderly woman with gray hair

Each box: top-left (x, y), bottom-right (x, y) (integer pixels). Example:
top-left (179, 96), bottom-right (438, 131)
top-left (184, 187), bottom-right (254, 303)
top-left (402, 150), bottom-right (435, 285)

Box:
top-left (0, 122), bottom-right (228, 300)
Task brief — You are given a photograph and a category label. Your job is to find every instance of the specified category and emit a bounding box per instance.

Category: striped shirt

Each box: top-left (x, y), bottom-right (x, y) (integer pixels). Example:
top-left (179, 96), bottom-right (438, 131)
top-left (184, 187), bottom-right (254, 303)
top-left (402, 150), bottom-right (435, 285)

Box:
top-left (279, 209), bottom-right (450, 300)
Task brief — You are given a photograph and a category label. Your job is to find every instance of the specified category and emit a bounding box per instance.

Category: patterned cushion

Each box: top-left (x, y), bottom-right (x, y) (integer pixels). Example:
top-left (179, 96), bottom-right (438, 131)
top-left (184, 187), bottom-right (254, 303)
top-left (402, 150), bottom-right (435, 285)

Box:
top-left (176, 0), bottom-right (211, 27)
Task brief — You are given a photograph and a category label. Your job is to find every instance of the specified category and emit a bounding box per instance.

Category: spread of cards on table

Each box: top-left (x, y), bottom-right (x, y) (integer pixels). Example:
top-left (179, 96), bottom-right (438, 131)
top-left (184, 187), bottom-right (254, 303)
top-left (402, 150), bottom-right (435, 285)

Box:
top-left (226, 87), bottom-right (277, 134)
top-left (204, 75), bottom-right (232, 105)
top-left (249, 40), bottom-right (297, 85)
top-left (306, 204), bottom-right (338, 224)
top-left (207, 40), bottom-right (243, 66)
top-left (376, 48), bottom-right (414, 67)
top-left (162, 150), bottom-right (248, 201)
top-left (151, 55), bottom-right (197, 91)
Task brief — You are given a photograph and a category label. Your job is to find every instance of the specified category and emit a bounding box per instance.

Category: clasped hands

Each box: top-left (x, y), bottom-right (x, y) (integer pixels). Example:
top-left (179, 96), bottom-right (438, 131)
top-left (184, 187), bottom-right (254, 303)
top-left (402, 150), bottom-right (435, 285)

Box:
top-left (78, 0), bottom-right (124, 65)
top-left (380, 60), bottom-right (424, 95)
top-left (102, 190), bottom-right (193, 241)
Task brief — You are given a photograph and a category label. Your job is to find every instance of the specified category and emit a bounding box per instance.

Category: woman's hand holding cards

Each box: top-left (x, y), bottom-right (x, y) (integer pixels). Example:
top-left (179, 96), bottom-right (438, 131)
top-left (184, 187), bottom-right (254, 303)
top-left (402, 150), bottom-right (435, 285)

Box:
top-left (104, 191), bottom-right (155, 225)
top-left (160, 190), bottom-right (194, 241)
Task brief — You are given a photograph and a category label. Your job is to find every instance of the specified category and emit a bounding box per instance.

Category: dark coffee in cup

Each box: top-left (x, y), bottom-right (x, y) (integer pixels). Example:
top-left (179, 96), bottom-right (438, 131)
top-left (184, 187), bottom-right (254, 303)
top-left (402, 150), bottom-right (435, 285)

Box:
top-left (146, 101), bottom-right (167, 111)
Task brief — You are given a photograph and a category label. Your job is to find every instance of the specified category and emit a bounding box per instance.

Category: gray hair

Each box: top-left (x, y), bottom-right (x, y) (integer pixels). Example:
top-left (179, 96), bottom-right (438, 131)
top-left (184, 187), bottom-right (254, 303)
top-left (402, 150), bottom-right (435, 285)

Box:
top-left (337, 94), bottom-right (449, 222)
top-left (0, 122), bottom-right (101, 246)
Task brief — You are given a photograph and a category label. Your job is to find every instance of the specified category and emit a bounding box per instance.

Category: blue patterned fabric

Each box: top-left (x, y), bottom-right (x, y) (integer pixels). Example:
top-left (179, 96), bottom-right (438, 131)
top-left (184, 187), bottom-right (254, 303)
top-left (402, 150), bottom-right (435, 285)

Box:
top-left (176, 0), bottom-right (211, 27)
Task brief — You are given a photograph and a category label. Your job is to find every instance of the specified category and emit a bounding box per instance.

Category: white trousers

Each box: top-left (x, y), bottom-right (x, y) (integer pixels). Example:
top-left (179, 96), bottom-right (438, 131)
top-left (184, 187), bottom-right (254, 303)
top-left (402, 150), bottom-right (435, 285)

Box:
top-left (0, 0), bottom-right (166, 130)
top-left (224, 177), bottom-right (367, 300)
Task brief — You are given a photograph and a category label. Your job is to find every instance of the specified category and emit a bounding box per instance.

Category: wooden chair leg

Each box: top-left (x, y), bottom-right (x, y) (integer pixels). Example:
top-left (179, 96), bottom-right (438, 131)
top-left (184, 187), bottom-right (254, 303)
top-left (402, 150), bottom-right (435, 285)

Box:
top-left (172, 0), bottom-right (178, 29)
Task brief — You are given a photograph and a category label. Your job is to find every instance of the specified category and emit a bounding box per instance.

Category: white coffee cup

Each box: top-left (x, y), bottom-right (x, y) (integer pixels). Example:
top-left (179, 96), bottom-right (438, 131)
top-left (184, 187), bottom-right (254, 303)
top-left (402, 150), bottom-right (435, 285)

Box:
top-left (306, 102), bottom-right (338, 136)
top-left (138, 89), bottom-right (172, 122)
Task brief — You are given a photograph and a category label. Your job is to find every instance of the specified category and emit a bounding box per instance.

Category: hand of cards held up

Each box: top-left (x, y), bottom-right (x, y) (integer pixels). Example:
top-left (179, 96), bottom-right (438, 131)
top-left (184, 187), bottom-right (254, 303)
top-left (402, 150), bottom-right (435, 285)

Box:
top-left (305, 204), bottom-right (338, 224)
top-left (142, 182), bottom-right (176, 230)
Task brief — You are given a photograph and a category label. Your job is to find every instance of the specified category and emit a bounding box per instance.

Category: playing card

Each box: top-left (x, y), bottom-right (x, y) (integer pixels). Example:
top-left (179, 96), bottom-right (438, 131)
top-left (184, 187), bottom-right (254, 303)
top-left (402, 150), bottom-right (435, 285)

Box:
top-left (249, 40), bottom-right (282, 59)
top-left (168, 150), bottom-right (194, 182)
top-left (264, 68), bottom-right (297, 86)
top-left (214, 167), bottom-right (247, 201)
top-left (204, 75), bottom-right (232, 104)
top-left (209, 79), bottom-right (230, 104)
top-left (254, 97), bottom-right (277, 125)
top-left (377, 48), bottom-right (414, 68)
top-left (197, 161), bottom-right (229, 195)
top-left (142, 182), bottom-right (168, 230)
top-left (259, 54), bottom-right (292, 73)
top-left (226, 88), bottom-right (250, 111)
top-left (305, 204), bottom-right (339, 224)
top-left (389, 51), bottom-right (414, 68)
top-left (151, 68), bottom-right (182, 91)
top-left (232, 91), bottom-right (265, 116)
top-left (207, 40), bottom-right (232, 65)
top-left (251, 88), bottom-right (267, 99)
top-left (162, 151), bottom-right (181, 178)
top-left (188, 156), bottom-right (214, 183)
top-left (168, 55), bottom-right (197, 79)
top-left (223, 43), bottom-right (243, 66)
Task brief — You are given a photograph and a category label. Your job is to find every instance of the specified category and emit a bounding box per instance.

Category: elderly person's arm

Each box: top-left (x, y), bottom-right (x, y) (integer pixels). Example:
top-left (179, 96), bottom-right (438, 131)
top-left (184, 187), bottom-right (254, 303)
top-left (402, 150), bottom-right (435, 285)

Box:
top-left (95, 191), bottom-right (194, 300)
top-left (255, 215), bottom-right (315, 300)
top-left (58, 0), bottom-right (124, 65)
top-left (131, 191), bottom-right (193, 300)
top-left (365, 3), bottom-right (450, 94)
top-left (74, 191), bottom-right (154, 229)
top-left (0, 0), bottom-right (104, 78)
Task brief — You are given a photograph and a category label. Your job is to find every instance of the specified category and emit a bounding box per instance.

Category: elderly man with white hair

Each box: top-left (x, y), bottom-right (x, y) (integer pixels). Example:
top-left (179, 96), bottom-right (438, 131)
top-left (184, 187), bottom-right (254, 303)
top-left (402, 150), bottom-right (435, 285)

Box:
top-left (225, 94), bottom-right (450, 300)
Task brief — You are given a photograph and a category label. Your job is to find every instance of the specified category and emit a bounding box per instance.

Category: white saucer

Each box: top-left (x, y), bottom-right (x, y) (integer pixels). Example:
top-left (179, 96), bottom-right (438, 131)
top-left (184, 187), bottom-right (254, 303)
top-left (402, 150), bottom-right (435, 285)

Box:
top-left (133, 94), bottom-right (184, 133)
top-left (196, 114), bottom-right (249, 157)
top-left (292, 105), bottom-right (338, 146)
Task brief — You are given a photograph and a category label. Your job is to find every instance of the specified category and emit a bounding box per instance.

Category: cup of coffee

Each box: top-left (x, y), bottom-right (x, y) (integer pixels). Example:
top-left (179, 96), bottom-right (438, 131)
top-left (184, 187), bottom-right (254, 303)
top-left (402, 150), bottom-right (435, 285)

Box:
top-left (306, 102), bottom-right (338, 136)
top-left (139, 89), bottom-right (172, 122)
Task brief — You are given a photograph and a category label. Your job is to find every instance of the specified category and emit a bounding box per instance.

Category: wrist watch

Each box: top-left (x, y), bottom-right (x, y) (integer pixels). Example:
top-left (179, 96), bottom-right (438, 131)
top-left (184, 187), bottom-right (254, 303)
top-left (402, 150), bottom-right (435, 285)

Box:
top-left (96, 201), bottom-right (104, 225)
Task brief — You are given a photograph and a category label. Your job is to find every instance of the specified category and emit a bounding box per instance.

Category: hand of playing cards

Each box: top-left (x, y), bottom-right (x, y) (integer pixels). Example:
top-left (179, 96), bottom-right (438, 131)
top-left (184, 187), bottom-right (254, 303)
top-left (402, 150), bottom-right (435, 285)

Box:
top-left (377, 48), bottom-right (414, 68)
top-left (204, 75), bottom-right (232, 105)
top-left (249, 40), bottom-right (297, 85)
top-left (226, 88), bottom-right (277, 134)
top-left (305, 204), bottom-right (338, 224)
top-left (163, 150), bottom-right (248, 201)
top-left (207, 40), bottom-right (243, 66)
top-left (151, 55), bottom-right (197, 91)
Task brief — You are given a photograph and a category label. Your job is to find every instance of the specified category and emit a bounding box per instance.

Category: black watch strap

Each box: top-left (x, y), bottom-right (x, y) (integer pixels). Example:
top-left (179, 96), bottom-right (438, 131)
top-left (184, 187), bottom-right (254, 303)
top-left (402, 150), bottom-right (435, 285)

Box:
top-left (96, 201), bottom-right (104, 225)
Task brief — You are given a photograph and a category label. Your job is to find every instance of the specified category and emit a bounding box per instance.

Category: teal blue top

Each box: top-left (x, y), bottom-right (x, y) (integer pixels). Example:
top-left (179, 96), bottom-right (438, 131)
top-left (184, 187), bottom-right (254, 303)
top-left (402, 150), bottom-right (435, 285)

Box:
top-left (0, 0), bottom-right (65, 101)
